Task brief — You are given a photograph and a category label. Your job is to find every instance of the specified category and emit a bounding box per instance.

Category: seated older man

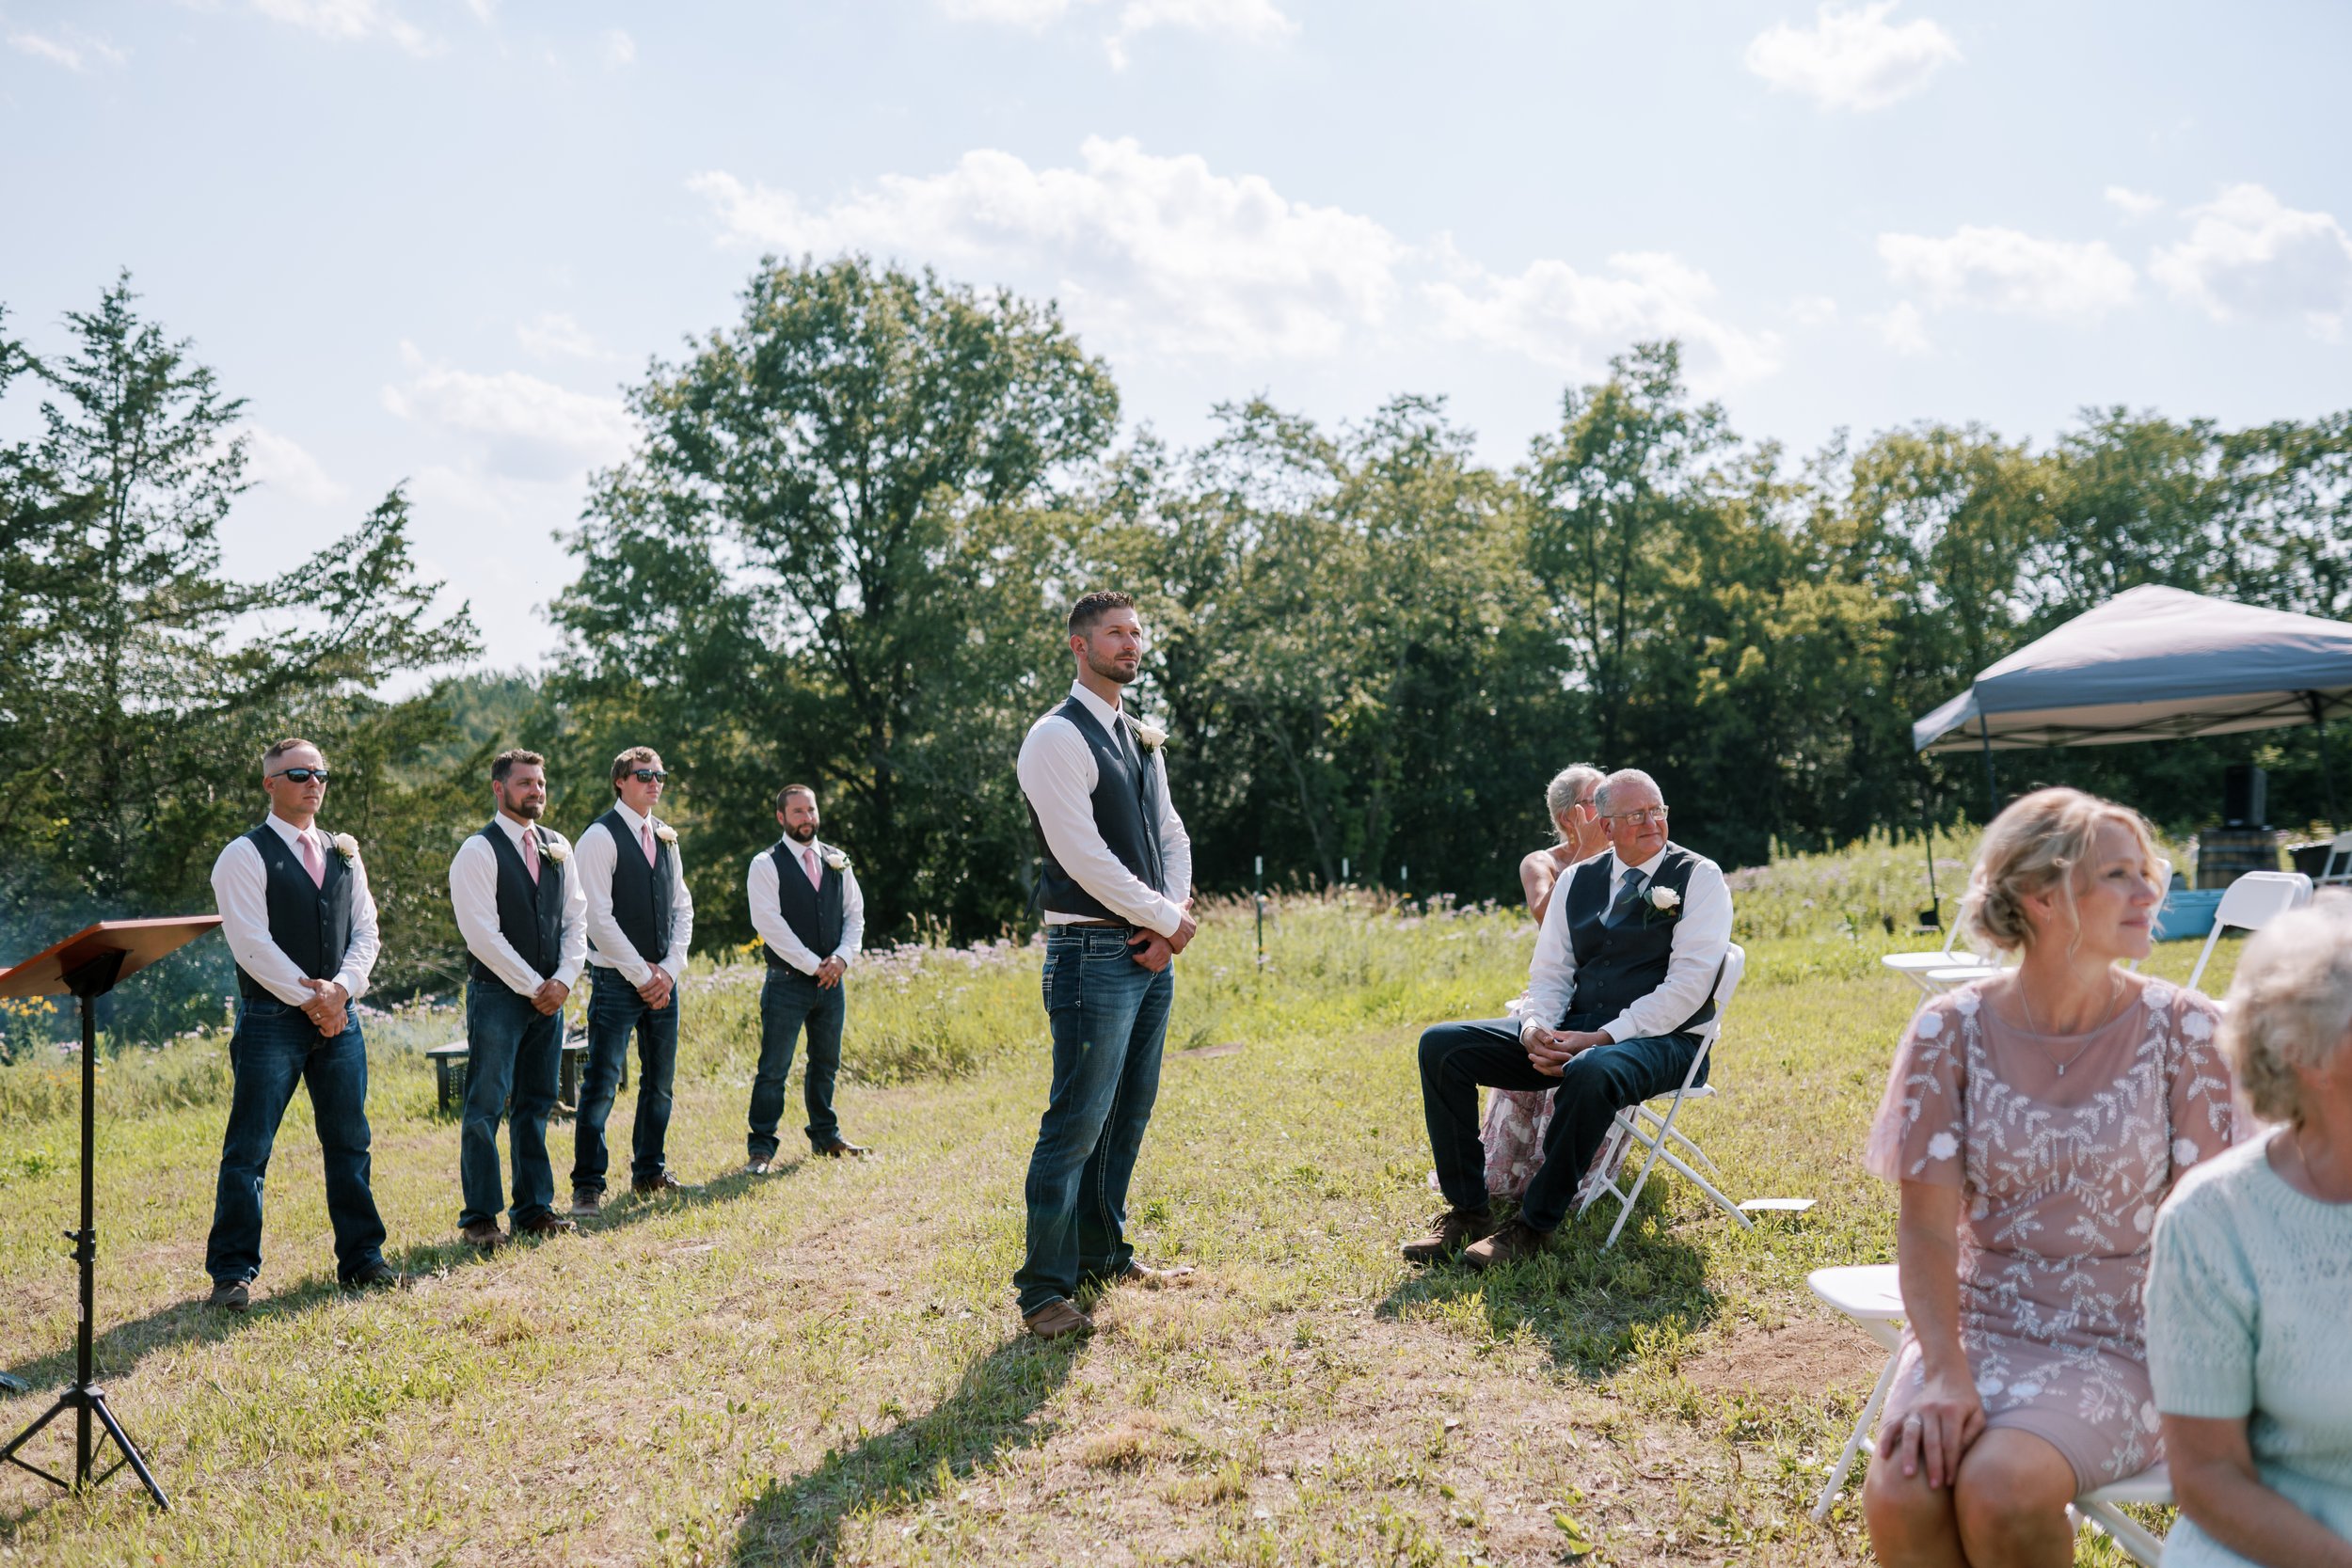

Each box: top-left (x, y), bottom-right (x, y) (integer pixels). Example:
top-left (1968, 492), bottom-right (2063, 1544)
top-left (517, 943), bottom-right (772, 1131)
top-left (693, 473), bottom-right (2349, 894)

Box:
top-left (1405, 768), bottom-right (1732, 1268)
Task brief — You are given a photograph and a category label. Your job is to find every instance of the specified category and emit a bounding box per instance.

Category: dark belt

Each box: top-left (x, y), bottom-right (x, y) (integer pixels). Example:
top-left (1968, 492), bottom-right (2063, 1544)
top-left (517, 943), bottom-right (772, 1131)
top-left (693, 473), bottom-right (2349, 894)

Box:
top-left (1055, 919), bottom-right (1133, 930)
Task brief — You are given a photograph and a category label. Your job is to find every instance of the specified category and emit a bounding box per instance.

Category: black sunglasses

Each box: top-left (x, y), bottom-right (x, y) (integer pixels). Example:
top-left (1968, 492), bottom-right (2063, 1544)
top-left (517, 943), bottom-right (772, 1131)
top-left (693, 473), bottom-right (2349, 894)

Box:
top-left (628, 768), bottom-right (668, 783)
top-left (269, 768), bottom-right (330, 784)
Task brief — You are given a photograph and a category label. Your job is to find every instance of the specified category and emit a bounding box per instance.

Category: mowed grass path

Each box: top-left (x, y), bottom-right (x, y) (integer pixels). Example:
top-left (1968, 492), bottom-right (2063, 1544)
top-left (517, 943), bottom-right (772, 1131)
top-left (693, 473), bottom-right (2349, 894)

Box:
top-left (0, 905), bottom-right (2245, 1566)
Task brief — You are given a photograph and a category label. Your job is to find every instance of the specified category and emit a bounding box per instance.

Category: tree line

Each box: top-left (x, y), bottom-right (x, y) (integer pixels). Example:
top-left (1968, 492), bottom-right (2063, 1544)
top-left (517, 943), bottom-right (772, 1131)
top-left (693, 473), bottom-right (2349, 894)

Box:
top-left (4, 262), bottom-right (2345, 1048)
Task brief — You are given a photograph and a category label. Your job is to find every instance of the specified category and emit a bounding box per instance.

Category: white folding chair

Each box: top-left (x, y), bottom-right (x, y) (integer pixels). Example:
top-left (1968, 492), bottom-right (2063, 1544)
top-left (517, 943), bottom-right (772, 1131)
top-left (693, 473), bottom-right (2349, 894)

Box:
top-left (1807, 1263), bottom-right (2171, 1563)
top-left (2185, 871), bottom-right (2312, 993)
top-left (1575, 945), bottom-right (1782, 1249)
top-left (1881, 925), bottom-right (1998, 999)
top-left (2316, 831), bottom-right (2352, 888)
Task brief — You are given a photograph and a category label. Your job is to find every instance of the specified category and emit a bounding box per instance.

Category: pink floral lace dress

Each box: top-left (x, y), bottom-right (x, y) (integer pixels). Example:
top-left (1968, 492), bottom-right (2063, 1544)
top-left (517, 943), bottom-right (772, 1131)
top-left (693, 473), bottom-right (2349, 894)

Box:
top-left (1864, 976), bottom-right (2237, 1491)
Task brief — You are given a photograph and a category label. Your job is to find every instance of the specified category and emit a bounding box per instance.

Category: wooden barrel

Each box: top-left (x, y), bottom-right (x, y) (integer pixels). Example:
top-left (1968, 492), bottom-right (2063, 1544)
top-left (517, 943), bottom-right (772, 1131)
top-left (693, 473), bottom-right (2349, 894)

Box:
top-left (2195, 828), bottom-right (2283, 889)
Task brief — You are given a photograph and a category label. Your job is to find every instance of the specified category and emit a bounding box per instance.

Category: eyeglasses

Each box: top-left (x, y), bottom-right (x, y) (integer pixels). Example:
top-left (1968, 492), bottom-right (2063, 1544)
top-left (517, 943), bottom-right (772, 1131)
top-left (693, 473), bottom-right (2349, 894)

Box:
top-left (628, 768), bottom-right (668, 783)
top-left (1604, 806), bottom-right (1669, 825)
top-left (268, 768), bottom-right (329, 784)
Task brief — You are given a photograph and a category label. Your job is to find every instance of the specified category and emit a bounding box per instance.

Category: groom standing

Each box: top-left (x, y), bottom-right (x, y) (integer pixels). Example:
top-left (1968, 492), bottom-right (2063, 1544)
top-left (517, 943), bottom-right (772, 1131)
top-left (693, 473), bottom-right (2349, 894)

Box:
top-left (744, 784), bottom-right (868, 1169)
top-left (1013, 590), bottom-right (1199, 1340)
top-left (1406, 768), bottom-right (1732, 1268)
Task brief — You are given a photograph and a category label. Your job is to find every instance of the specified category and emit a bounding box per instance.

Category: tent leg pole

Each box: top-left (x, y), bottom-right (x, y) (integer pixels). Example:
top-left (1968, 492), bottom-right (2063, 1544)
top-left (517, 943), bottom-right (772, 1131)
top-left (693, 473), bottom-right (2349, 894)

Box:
top-left (1979, 723), bottom-right (1999, 823)
top-left (2310, 694), bottom-right (2341, 832)
top-left (1921, 799), bottom-right (1940, 926)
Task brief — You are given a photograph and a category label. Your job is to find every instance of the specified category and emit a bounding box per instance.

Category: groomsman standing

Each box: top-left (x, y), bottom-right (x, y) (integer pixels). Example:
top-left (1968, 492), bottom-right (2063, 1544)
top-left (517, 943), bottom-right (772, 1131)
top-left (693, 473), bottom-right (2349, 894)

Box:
top-left (448, 750), bottom-right (588, 1247)
top-left (205, 737), bottom-right (397, 1308)
top-left (744, 784), bottom-right (868, 1171)
top-left (1012, 590), bottom-right (1199, 1340)
top-left (569, 747), bottom-right (695, 1212)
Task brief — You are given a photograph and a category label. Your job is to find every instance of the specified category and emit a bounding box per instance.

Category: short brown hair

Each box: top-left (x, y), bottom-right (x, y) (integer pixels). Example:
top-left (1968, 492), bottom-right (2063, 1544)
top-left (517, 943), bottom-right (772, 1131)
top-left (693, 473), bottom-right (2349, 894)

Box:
top-left (776, 784), bottom-right (818, 813)
top-left (491, 749), bottom-right (545, 784)
top-left (261, 737), bottom-right (320, 771)
top-left (1960, 787), bottom-right (2164, 956)
top-left (611, 746), bottom-right (661, 793)
top-left (1068, 590), bottom-right (1136, 638)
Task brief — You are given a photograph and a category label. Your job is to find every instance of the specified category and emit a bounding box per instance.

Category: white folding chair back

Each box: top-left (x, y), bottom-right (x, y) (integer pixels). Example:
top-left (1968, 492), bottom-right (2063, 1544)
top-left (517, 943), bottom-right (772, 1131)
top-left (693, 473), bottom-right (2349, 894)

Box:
top-left (1880, 925), bottom-right (2000, 998)
top-left (1576, 944), bottom-right (1751, 1248)
top-left (2186, 870), bottom-right (2313, 992)
top-left (1808, 1263), bottom-right (2172, 1562)
top-left (2318, 831), bottom-right (2352, 888)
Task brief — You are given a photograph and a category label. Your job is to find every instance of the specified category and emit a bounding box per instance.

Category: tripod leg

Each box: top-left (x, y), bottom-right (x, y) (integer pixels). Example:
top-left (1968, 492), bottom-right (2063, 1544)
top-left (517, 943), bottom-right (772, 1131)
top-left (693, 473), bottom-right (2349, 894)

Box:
top-left (1, 1393), bottom-right (75, 1491)
top-left (88, 1392), bottom-right (169, 1511)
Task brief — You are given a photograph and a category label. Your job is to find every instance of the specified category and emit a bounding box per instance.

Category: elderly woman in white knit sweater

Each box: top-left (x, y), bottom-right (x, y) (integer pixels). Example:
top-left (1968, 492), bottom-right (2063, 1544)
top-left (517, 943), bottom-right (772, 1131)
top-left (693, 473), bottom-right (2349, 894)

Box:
top-left (2147, 895), bottom-right (2352, 1568)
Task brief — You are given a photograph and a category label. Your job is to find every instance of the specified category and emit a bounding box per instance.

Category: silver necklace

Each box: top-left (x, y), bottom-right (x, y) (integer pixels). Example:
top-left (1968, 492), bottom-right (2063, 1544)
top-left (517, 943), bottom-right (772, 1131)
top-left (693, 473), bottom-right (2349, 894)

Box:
top-left (2016, 972), bottom-right (2123, 1077)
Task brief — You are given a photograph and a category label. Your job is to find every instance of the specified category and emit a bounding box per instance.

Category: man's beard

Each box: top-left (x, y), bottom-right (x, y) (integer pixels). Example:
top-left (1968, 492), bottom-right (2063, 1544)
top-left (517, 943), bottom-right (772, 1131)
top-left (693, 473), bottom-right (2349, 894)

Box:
top-left (1085, 647), bottom-right (1136, 685)
top-left (787, 820), bottom-right (818, 844)
top-left (506, 796), bottom-right (544, 819)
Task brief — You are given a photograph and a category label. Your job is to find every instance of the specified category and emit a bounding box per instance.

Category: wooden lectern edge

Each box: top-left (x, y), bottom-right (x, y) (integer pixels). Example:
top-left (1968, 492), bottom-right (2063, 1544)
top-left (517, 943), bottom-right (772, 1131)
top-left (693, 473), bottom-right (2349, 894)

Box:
top-left (0, 916), bottom-right (225, 1000)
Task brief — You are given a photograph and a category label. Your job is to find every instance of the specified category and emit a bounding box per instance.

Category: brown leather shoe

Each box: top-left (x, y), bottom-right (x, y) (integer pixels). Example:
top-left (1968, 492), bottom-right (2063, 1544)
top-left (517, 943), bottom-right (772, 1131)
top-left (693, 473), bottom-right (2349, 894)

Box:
top-left (814, 1138), bottom-right (870, 1158)
top-left (516, 1212), bottom-right (578, 1237)
top-left (345, 1262), bottom-right (404, 1291)
top-left (569, 1190), bottom-right (602, 1217)
top-left (1108, 1260), bottom-right (1196, 1289)
top-left (208, 1279), bottom-right (250, 1312)
top-left (630, 1171), bottom-right (694, 1196)
top-left (1401, 1208), bottom-right (1495, 1264)
top-left (1462, 1218), bottom-right (1549, 1271)
top-left (1022, 1298), bottom-right (1094, 1340)
top-left (461, 1219), bottom-right (506, 1250)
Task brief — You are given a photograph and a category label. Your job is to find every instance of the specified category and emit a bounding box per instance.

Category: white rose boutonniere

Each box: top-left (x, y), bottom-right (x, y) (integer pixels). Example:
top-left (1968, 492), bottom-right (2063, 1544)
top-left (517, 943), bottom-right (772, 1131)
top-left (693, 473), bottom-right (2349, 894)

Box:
top-left (541, 834), bottom-right (570, 865)
top-left (1648, 885), bottom-right (1680, 912)
top-left (822, 848), bottom-right (850, 874)
top-left (330, 832), bottom-right (360, 864)
top-left (653, 822), bottom-right (678, 846)
top-left (1133, 721), bottom-right (1168, 753)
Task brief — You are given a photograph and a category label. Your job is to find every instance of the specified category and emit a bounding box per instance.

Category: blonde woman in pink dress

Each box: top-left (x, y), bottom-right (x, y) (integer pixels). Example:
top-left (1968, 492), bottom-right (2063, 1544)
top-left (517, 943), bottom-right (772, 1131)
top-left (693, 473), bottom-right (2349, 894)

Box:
top-left (1483, 764), bottom-right (1608, 1198)
top-left (1863, 788), bottom-right (2237, 1567)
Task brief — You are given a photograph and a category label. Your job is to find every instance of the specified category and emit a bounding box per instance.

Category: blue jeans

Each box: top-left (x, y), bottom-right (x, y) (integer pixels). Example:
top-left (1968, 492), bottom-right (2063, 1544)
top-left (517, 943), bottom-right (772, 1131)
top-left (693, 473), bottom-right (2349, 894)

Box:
top-left (458, 980), bottom-right (563, 1227)
top-left (1419, 1014), bottom-right (1701, 1233)
top-left (205, 996), bottom-right (387, 1286)
top-left (571, 966), bottom-right (678, 1194)
top-left (748, 965), bottom-right (847, 1159)
top-left (1014, 926), bottom-right (1173, 1315)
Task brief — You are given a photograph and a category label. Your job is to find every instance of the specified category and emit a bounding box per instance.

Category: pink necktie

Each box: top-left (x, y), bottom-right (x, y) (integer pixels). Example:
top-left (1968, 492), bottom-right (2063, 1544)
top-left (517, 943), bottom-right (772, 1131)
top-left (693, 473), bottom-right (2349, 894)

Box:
top-left (802, 847), bottom-right (822, 890)
top-left (641, 823), bottom-right (658, 866)
top-left (299, 832), bottom-right (325, 889)
top-left (522, 829), bottom-right (541, 884)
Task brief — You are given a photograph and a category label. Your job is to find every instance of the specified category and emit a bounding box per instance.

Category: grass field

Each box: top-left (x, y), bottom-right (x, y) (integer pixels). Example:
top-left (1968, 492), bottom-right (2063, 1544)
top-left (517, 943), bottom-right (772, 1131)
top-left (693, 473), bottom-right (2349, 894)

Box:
top-left (0, 878), bottom-right (2249, 1566)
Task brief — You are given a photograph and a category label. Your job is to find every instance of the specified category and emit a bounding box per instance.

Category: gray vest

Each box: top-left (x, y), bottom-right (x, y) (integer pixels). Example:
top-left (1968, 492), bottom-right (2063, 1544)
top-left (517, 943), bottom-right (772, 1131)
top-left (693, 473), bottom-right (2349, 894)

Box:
top-left (766, 839), bottom-right (846, 965)
top-left (234, 823), bottom-right (354, 1002)
top-left (470, 819), bottom-right (566, 985)
top-left (1557, 845), bottom-right (1717, 1039)
top-left (594, 807), bottom-right (675, 965)
top-left (1030, 696), bottom-right (1166, 922)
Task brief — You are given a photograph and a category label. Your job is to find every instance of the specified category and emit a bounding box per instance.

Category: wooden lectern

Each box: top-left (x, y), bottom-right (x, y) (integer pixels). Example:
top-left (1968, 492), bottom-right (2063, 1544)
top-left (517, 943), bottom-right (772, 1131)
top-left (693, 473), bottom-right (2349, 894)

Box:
top-left (0, 916), bottom-right (222, 1511)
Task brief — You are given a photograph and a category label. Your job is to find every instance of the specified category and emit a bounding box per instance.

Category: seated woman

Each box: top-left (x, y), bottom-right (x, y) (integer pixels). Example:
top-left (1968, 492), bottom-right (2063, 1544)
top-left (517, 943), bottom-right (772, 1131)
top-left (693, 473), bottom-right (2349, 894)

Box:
top-left (2146, 896), bottom-right (2352, 1568)
top-left (1863, 788), bottom-right (2237, 1567)
top-left (1484, 764), bottom-right (1608, 1199)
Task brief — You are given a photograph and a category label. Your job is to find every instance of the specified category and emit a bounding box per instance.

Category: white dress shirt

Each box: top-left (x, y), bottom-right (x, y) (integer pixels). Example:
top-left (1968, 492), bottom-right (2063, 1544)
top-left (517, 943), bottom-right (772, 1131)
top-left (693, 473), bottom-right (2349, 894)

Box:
top-left (448, 813), bottom-right (590, 997)
top-left (1519, 846), bottom-right (1733, 1046)
top-left (1016, 680), bottom-right (1194, 938)
top-left (575, 800), bottom-right (694, 984)
top-left (746, 840), bottom-right (867, 976)
top-left (210, 812), bottom-right (381, 1006)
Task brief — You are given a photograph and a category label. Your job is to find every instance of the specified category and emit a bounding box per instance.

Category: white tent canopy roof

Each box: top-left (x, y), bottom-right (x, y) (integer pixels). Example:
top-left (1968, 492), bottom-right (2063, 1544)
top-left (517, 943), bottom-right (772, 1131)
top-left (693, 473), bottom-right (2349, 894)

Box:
top-left (1913, 584), bottom-right (2352, 754)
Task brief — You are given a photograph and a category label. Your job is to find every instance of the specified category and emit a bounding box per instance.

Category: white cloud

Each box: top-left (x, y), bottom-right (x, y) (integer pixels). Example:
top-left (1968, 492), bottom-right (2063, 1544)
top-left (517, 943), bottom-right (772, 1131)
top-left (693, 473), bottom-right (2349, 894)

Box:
top-left (2151, 183), bottom-right (2352, 336)
top-left (516, 312), bottom-right (621, 363)
top-left (601, 27), bottom-right (635, 67)
top-left (1744, 2), bottom-right (1960, 113)
top-left (1787, 293), bottom-right (1839, 326)
top-left (939, 0), bottom-right (1296, 68)
top-left (1877, 225), bottom-right (2137, 320)
top-left (242, 426), bottom-right (347, 506)
top-left (691, 138), bottom-right (1404, 360)
top-left (1867, 300), bottom-right (1932, 355)
top-left (690, 138), bottom-right (1777, 388)
top-left (8, 27), bottom-right (127, 71)
top-left (383, 347), bottom-right (633, 480)
top-left (2104, 185), bottom-right (2163, 219)
top-left (247, 0), bottom-right (437, 55)
top-left (1424, 249), bottom-right (1783, 388)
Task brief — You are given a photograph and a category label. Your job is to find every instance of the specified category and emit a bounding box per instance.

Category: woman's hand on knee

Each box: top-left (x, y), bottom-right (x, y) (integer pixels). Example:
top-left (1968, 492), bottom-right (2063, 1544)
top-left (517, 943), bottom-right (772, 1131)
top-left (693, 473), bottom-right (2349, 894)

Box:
top-left (1878, 1370), bottom-right (1985, 1490)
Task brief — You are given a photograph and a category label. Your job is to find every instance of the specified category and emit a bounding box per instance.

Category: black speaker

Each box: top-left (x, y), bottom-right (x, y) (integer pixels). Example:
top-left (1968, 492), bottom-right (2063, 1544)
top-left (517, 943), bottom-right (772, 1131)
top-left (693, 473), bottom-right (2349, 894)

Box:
top-left (2223, 764), bottom-right (2267, 828)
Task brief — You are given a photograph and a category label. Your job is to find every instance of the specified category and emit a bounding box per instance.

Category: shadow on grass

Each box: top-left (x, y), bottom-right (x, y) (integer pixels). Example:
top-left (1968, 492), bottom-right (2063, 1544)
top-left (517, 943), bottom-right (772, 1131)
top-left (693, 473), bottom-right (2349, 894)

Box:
top-left (1377, 1196), bottom-right (1722, 1381)
top-left (0, 1162), bottom-right (795, 1395)
top-left (732, 1337), bottom-right (1080, 1567)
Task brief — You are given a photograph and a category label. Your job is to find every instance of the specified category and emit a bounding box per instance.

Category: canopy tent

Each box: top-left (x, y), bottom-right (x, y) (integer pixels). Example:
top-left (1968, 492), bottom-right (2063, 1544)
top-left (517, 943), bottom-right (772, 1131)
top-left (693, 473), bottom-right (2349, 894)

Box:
top-left (1911, 583), bottom-right (2352, 818)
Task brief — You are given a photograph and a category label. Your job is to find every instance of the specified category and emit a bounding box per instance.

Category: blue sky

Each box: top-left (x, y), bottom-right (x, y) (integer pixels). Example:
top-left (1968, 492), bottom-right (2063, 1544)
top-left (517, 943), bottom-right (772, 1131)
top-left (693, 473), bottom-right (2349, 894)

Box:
top-left (5, 1), bottom-right (2347, 671)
